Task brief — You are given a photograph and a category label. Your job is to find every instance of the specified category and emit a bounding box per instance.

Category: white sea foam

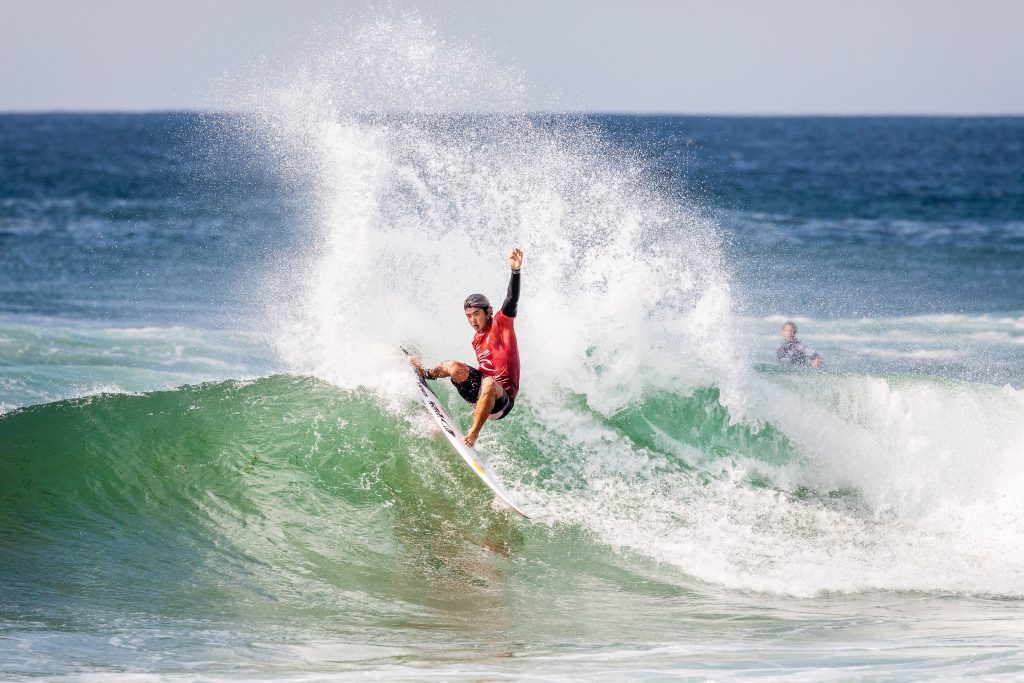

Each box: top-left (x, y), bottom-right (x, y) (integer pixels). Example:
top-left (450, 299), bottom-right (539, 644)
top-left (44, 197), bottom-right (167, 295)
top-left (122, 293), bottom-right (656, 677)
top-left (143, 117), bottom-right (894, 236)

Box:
top-left (237, 11), bottom-right (1024, 599)
top-left (239, 13), bottom-right (734, 414)
top-left (526, 369), bottom-right (1024, 597)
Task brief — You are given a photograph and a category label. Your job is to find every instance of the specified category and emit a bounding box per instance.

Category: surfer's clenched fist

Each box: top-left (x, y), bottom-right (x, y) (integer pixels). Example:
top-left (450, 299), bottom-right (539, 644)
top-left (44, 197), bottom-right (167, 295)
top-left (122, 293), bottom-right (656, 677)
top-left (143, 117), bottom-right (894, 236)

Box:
top-left (508, 247), bottom-right (523, 271)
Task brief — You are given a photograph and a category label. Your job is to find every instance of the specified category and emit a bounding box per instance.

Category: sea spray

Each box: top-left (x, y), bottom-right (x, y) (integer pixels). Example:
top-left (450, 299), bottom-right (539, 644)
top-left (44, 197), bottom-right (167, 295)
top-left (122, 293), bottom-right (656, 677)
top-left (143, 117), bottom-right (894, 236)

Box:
top-left (213, 12), bottom-right (1024, 599)
top-left (230, 13), bottom-right (735, 414)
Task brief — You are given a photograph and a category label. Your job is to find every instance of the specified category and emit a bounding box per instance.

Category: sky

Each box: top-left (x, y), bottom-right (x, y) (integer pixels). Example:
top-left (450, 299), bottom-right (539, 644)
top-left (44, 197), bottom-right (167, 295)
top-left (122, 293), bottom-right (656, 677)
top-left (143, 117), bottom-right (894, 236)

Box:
top-left (1, 0), bottom-right (1023, 114)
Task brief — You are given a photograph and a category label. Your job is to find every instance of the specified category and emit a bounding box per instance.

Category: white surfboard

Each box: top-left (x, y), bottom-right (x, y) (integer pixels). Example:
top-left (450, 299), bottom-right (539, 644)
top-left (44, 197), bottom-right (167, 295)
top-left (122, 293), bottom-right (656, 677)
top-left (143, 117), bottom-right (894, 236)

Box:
top-left (405, 354), bottom-right (530, 519)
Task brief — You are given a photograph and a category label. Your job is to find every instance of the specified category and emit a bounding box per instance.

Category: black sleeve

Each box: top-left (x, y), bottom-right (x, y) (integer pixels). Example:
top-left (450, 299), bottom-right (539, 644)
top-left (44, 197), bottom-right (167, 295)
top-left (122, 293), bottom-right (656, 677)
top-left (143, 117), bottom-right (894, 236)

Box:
top-left (500, 270), bottom-right (521, 318)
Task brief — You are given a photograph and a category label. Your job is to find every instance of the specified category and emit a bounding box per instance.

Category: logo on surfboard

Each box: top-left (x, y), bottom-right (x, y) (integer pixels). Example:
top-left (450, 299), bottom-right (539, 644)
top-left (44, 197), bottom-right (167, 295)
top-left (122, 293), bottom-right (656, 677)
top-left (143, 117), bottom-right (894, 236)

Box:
top-left (407, 353), bottom-right (530, 518)
top-left (427, 400), bottom-right (457, 438)
top-left (416, 377), bottom-right (459, 439)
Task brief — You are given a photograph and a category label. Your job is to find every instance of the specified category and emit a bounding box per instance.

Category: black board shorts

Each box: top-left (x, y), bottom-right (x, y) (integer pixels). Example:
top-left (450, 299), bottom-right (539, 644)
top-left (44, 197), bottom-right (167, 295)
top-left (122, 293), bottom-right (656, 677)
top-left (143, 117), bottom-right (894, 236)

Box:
top-left (451, 367), bottom-right (515, 420)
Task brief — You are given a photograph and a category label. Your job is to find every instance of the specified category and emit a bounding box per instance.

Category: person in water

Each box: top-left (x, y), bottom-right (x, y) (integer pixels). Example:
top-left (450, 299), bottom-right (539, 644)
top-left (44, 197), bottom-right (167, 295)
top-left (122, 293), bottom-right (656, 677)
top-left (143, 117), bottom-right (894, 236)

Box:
top-left (410, 248), bottom-right (523, 447)
top-left (776, 321), bottom-right (823, 368)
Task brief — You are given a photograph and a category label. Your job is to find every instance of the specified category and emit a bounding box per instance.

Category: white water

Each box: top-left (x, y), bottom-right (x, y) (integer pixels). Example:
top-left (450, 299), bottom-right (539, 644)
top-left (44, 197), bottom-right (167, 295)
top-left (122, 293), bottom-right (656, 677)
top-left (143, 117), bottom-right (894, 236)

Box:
top-left (236, 14), bottom-right (734, 413)
top-left (227, 12), bottom-right (1024, 601)
top-left (548, 370), bottom-right (1024, 597)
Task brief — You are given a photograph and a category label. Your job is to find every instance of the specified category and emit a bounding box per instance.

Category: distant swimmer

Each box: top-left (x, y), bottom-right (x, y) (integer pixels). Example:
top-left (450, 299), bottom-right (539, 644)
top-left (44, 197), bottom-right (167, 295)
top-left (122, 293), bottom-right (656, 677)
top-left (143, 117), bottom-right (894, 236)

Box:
top-left (776, 321), bottom-right (823, 368)
top-left (409, 248), bottom-right (523, 447)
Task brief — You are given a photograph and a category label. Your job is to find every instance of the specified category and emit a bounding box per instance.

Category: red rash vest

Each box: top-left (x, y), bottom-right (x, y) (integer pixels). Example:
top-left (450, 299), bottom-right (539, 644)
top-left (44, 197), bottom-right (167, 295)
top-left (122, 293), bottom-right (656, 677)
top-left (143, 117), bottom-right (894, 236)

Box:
top-left (469, 269), bottom-right (521, 399)
top-left (472, 311), bottom-right (520, 400)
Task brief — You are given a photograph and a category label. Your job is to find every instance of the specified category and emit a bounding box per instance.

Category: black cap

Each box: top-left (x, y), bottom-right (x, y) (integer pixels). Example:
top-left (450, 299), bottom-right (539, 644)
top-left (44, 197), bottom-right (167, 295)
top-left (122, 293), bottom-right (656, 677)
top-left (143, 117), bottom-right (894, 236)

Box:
top-left (463, 293), bottom-right (490, 310)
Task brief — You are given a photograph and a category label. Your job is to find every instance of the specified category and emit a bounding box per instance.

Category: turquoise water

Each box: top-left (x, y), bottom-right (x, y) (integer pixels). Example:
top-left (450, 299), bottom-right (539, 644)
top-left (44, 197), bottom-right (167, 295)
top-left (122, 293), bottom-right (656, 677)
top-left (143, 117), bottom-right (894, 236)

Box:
top-left (3, 366), bottom-right (1023, 679)
top-left (3, 371), bottom-right (1023, 679)
top-left (2, 15), bottom-right (1024, 681)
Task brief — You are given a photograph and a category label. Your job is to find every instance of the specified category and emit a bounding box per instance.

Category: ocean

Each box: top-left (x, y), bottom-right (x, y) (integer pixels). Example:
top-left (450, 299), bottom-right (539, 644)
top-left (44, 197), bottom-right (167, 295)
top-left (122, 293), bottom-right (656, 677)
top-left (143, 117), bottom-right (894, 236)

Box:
top-left (2, 21), bottom-right (1024, 682)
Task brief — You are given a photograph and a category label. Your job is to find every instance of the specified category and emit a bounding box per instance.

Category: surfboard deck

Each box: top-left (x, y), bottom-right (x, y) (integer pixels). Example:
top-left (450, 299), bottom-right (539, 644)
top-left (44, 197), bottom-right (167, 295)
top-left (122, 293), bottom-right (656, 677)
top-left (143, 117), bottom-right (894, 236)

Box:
top-left (404, 351), bottom-right (530, 519)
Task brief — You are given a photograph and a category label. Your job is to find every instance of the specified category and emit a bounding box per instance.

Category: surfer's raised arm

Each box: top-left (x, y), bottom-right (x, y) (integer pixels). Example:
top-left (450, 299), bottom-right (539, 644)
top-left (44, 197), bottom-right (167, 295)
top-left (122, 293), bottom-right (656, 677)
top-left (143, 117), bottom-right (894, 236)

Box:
top-left (501, 248), bottom-right (523, 318)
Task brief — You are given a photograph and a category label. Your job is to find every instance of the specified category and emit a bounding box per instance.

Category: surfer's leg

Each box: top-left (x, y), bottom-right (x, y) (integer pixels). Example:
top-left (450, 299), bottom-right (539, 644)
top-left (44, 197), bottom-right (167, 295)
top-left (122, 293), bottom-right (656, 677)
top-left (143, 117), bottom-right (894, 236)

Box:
top-left (419, 359), bottom-right (471, 383)
top-left (465, 377), bottom-right (502, 447)
top-left (487, 391), bottom-right (513, 420)
top-left (436, 360), bottom-right (471, 383)
top-left (447, 364), bottom-right (483, 410)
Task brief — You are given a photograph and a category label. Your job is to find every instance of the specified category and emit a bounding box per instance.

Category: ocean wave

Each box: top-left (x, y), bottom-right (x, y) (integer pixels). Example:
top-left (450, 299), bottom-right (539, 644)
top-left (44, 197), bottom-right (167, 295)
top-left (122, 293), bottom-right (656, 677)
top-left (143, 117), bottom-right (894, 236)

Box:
top-left (2, 370), bottom-right (1021, 603)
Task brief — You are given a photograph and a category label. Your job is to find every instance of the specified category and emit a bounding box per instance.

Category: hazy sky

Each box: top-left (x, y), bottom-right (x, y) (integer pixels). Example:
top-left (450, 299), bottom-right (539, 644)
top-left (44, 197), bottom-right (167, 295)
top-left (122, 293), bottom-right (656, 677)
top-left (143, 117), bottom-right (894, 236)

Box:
top-left (2, 0), bottom-right (1023, 114)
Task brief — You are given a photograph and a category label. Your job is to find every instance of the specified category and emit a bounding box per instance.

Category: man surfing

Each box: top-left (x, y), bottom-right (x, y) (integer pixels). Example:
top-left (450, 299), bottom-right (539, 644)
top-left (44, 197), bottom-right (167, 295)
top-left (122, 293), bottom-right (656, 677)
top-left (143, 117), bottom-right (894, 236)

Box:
top-left (409, 248), bottom-right (523, 447)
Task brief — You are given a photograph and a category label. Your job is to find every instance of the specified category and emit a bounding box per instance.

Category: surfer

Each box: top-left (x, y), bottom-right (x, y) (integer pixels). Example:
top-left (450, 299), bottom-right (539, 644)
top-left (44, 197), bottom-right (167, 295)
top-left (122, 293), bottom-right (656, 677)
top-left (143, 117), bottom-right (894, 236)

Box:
top-left (410, 248), bottom-right (523, 447)
top-left (776, 321), bottom-right (823, 368)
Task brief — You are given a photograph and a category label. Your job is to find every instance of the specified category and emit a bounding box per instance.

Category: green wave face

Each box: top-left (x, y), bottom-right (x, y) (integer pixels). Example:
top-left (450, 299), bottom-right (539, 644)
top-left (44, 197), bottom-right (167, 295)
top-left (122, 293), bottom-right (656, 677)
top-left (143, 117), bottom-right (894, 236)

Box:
top-left (3, 370), bottom-right (1023, 677)
top-left (0, 375), bottom-right (802, 646)
top-left (1, 376), bottom-right (528, 628)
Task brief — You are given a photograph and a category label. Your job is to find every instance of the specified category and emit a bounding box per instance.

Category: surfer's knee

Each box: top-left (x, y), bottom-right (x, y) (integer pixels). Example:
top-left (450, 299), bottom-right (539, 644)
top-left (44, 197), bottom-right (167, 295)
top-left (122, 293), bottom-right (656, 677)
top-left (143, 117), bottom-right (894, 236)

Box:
top-left (480, 376), bottom-right (499, 399)
top-left (443, 360), bottom-right (470, 383)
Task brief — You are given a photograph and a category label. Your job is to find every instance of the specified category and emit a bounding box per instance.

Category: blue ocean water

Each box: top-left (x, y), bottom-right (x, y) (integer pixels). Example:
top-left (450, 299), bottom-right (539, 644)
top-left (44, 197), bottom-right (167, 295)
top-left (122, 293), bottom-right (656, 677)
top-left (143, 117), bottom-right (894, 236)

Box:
top-left (597, 115), bottom-right (1024, 318)
top-left (4, 114), bottom-right (1022, 321)
top-left (2, 76), bottom-right (1024, 683)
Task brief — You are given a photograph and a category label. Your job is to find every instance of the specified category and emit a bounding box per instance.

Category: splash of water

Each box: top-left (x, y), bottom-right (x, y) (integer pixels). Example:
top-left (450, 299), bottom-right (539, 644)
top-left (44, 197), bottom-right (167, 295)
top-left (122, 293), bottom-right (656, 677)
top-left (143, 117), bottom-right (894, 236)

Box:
top-left (218, 12), bottom-right (1024, 598)
top-left (230, 12), bottom-right (734, 414)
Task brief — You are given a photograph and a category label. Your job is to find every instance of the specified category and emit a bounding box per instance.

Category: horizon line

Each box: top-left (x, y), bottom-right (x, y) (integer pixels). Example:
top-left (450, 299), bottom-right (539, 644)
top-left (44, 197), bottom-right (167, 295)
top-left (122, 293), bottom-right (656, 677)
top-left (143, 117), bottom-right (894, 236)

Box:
top-left (2, 108), bottom-right (1023, 118)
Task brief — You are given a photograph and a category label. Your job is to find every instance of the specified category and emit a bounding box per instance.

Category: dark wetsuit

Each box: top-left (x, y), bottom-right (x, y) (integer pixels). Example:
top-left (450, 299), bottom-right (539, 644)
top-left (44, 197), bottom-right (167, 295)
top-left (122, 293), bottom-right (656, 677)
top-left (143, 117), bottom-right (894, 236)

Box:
top-left (776, 339), bottom-right (821, 367)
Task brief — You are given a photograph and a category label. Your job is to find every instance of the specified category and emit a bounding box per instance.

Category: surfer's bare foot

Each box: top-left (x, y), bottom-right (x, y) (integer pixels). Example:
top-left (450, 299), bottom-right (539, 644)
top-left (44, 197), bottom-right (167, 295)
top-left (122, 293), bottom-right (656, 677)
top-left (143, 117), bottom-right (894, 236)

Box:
top-left (464, 430), bottom-right (480, 447)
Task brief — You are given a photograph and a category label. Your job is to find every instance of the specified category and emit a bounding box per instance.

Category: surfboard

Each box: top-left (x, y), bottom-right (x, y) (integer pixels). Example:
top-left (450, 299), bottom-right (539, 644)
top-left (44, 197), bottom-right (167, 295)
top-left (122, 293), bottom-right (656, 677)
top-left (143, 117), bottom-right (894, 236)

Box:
top-left (404, 351), bottom-right (530, 519)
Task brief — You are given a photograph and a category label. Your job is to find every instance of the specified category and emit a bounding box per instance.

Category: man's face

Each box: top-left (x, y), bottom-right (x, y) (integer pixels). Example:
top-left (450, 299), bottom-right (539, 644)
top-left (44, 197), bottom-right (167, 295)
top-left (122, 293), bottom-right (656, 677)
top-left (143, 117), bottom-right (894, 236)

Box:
top-left (782, 324), bottom-right (796, 342)
top-left (465, 307), bottom-right (490, 332)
